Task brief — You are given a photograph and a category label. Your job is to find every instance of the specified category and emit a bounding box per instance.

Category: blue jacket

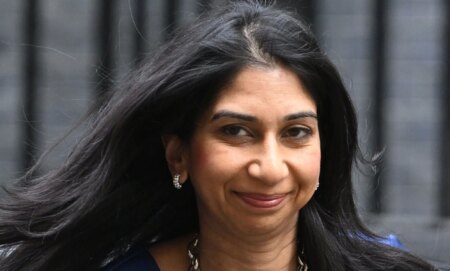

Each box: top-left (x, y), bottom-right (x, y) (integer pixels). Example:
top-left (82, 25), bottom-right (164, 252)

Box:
top-left (102, 235), bottom-right (405, 271)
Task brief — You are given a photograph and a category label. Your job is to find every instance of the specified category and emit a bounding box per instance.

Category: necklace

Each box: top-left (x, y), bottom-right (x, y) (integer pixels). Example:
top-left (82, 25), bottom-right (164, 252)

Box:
top-left (187, 235), bottom-right (308, 271)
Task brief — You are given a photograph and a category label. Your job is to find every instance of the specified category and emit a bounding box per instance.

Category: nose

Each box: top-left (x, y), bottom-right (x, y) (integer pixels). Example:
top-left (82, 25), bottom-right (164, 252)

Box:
top-left (247, 138), bottom-right (289, 185)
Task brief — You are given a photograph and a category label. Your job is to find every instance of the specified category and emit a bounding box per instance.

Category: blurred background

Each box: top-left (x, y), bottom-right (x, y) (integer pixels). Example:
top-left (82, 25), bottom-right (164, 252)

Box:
top-left (0, 0), bottom-right (448, 265)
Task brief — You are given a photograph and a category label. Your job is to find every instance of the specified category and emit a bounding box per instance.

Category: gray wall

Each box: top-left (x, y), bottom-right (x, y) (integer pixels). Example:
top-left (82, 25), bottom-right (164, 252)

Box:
top-left (317, 0), bottom-right (449, 263)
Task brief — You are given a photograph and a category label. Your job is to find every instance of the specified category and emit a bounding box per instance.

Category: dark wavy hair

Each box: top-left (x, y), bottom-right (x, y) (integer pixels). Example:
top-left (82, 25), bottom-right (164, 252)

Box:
top-left (0, 1), bottom-right (437, 270)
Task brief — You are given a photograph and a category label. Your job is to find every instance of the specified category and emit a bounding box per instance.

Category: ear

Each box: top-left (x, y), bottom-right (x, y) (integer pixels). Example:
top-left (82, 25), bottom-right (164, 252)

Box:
top-left (161, 134), bottom-right (189, 184)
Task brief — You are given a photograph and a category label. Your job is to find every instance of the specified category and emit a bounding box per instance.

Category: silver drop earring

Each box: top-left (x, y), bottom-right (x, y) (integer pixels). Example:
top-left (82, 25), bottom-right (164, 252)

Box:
top-left (173, 174), bottom-right (182, 190)
top-left (315, 182), bottom-right (320, 191)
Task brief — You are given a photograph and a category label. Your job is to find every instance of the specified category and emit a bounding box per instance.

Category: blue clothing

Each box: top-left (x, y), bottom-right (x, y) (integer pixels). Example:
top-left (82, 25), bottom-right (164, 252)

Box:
top-left (379, 234), bottom-right (406, 250)
top-left (101, 235), bottom-right (404, 270)
top-left (101, 247), bottom-right (160, 271)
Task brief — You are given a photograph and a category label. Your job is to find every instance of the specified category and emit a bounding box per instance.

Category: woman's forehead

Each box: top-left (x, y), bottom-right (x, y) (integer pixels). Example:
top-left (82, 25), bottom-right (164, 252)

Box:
top-left (186, 66), bottom-right (319, 130)
top-left (211, 66), bottom-right (315, 112)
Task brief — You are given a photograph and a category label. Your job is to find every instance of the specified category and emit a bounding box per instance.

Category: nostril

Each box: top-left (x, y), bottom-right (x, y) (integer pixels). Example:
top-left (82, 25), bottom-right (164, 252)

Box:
top-left (247, 159), bottom-right (288, 184)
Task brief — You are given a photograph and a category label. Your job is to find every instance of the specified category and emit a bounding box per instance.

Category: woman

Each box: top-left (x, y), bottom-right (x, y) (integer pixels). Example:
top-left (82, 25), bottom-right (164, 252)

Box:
top-left (0, 1), bottom-right (437, 270)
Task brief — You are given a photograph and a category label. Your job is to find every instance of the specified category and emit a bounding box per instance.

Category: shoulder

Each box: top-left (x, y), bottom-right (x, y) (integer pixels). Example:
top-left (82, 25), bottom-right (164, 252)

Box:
top-left (148, 234), bottom-right (193, 271)
top-left (101, 247), bottom-right (160, 271)
top-left (101, 235), bottom-right (192, 271)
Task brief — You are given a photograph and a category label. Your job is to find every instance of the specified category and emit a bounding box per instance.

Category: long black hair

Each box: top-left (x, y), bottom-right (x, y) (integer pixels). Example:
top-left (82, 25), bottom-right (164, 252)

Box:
top-left (0, 1), bottom-right (437, 270)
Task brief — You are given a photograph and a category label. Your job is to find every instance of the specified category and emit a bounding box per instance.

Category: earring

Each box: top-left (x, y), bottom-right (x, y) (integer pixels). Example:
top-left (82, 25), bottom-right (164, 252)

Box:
top-left (173, 174), bottom-right (182, 190)
top-left (315, 182), bottom-right (320, 191)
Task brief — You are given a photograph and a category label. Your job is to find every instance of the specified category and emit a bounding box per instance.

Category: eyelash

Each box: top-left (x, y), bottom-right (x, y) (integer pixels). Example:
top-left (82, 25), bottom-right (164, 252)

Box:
top-left (221, 125), bottom-right (251, 137)
top-left (220, 124), bottom-right (312, 140)
top-left (282, 126), bottom-right (312, 139)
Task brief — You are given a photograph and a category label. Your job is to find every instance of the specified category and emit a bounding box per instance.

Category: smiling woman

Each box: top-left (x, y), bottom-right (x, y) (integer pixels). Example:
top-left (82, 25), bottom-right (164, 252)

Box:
top-left (0, 1), bottom-right (438, 271)
top-left (166, 66), bottom-right (321, 242)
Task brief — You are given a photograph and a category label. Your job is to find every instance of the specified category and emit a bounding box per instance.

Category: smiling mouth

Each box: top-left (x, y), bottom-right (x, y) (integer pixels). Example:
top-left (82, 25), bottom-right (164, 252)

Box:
top-left (235, 192), bottom-right (287, 209)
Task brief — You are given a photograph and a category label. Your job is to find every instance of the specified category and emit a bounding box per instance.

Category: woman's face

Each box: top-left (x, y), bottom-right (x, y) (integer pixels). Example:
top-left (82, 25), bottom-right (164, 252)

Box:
top-left (182, 65), bottom-right (321, 235)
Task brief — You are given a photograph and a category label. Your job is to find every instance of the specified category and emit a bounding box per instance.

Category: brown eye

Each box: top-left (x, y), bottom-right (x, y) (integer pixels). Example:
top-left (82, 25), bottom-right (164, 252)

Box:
top-left (283, 126), bottom-right (311, 139)
top-left (222, 125), bottom-right (251, 137)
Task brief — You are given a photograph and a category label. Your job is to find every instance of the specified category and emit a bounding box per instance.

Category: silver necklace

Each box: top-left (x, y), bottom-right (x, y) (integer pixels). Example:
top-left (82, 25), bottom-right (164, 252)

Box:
top-left (187, 235), bottom-right (308, 271)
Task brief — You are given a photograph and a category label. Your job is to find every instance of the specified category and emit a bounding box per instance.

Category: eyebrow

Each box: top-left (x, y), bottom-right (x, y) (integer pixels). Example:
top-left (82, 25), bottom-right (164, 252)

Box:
top-left (211, 110), bottom-right (317, 122)
top-left (211, 111), bottom-right (257, 122)
top-left (284, 111), bottom-right (317, 121)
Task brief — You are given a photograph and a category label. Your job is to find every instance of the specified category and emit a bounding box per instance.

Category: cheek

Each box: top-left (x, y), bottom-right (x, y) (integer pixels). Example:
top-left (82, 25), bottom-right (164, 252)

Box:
top-left (187, 140), bottom-right (244, 189)
top-left (187, 139), bottom-right (228, 181)
top-left (294, 148), bottom-right (321, 182)
top-left (189, 143), bottom-right (209, 170)
top-left (187, 141), bottom-right (213, 182)
top-left (310, 150), bottom-right (321, 178)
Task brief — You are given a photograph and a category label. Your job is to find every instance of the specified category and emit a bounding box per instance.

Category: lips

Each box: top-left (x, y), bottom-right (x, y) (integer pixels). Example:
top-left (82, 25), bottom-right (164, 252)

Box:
top-left (235, 192), bottom-right (287, 208)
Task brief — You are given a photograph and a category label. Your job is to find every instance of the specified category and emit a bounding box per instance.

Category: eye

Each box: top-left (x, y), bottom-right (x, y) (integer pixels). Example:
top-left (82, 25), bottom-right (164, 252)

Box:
top-left (282, 126), bottom-right (311, 139)
top-left (221, 125), bottom-right (251, 137)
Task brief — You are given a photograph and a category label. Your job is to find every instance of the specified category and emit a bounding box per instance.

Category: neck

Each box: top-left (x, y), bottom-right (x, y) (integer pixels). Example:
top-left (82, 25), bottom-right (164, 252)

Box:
top-left (195, 218), bottom-right (299, 271)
